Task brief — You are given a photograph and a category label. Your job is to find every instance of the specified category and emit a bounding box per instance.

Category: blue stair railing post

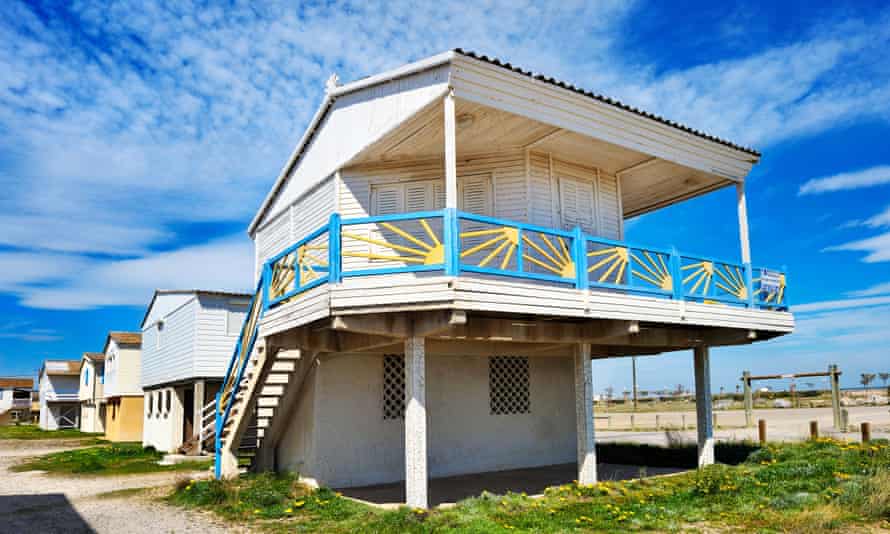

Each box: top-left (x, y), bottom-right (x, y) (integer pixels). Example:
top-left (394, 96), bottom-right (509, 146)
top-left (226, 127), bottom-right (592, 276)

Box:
top-left (670, 247), bottom-right (683, 301)
top-left (328, 213), bottom-right (342, 283)
top-left (444, 208), bottom-right (459, 276)
top-left (744, 263), bottom-right (754, 308)
top-left (261, 262), bottom-right (272, 312)
top-left (572, 226), bottom-right (587, 289)
top-left (214, 390), bottom-right (222, 478)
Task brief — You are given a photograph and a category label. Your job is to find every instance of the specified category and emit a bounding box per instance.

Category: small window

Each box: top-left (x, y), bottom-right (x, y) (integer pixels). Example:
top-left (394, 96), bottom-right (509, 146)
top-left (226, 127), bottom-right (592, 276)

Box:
top-left (166, 390), bottom-right (172, 413)
top-left (84, 368), bottom-right (89, 385)
top-left (382, 354), bottom-right (405, 420)
top-left (156, 321), bottom-right (164, 348)
top-left (148, 393), bottom-right (154, 415)
top-left (489, 356), bottom-right (530, 415)
top-left (226, 309), bottom-right (246, 336)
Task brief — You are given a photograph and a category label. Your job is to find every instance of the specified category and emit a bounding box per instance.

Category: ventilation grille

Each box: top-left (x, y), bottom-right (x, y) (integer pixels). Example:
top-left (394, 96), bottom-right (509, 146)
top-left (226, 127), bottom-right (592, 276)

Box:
top-left (489, 356), bottom-right (530, 415)
top-left (383, 354), bottom-right (405, 420)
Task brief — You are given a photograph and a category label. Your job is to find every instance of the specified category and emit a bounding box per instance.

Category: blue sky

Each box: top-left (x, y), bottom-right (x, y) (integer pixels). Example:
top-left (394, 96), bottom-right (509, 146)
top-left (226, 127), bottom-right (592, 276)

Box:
top-left (1, 0), bottom-right (889, 394)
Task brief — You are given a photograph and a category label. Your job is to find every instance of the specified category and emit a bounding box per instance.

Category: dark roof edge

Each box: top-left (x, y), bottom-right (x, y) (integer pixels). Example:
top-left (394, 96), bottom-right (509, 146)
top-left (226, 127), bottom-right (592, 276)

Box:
top-left (453, 49), bottom-right (761, 157)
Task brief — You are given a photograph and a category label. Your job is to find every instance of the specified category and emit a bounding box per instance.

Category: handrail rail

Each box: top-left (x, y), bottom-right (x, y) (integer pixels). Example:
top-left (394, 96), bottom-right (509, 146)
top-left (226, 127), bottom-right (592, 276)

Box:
top-left (215, 208), bottom-right (788, 477)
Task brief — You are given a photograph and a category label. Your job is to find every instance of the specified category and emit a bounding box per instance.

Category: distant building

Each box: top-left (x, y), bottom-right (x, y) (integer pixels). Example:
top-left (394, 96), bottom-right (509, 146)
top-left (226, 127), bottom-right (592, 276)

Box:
top-left (0, 378), bottom-right (34, 425)
top-left (38, 361), bottom-right (80, 430)
top-left (78, 352), bottom-right (106, 433)
top-left (102, 332), bottom-right (143, 441)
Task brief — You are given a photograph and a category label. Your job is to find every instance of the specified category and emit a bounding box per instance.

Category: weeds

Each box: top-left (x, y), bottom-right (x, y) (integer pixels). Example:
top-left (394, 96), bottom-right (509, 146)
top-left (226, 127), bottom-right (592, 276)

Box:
top-left (169, 439), bottom-right (890, 533)
top-left (12, 442), bottom-right (211, 475)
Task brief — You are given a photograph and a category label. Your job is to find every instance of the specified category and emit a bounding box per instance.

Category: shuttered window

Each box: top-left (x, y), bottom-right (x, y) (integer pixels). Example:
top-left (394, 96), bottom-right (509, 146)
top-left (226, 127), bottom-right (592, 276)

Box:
top-left (558, 176), bottom-right (596, 234)
top-left (459, 174), bottom-right (493, 216)
top-left (369, 176), bottom-right (492, 216)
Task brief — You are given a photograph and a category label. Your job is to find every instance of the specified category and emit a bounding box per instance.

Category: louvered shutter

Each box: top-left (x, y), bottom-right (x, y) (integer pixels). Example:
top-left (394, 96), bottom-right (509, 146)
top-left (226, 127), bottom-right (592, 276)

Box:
top-left (372, 184), bottom-right (403, 215)
top-left (559, 177), bottom-right (596, 233)
top-left (459, 175), bottom-right (492, 216)
top-left (432, 182), bottom-right (446, 210)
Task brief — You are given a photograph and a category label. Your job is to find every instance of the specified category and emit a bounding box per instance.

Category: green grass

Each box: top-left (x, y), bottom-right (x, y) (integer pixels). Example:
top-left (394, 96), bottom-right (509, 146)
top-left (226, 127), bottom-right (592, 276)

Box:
top-left (169, 439), bottom-right (890, 533)
top-left (12, 442), bottom-right (212, 476)
top-left (0, 424), bottom-right (103, 441)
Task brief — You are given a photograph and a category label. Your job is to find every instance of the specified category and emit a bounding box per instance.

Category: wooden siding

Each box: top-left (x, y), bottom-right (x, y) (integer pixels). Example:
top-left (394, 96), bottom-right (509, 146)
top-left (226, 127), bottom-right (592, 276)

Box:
top-left (104, 340), bottom-right (142, 398)
top-left (254, 175), bottom-right (335, 278)
top-left (142, 292), bottom-right (193, 330)
top-left (194, 294), bottom-right (250, 379)
top-left (141, 297), bottom-right (198, 388)
top-left (257, 64), bottom-right (450, 229)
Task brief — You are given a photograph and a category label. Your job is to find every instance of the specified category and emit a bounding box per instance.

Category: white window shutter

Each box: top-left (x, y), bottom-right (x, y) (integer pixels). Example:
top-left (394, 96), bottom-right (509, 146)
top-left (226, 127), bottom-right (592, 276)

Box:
top-left (459, 175), bottom-right (492, 216)
top-left (432, 182), bottom-right (446, 210)
top-left (405, 182), bottom-right (430, 212)
top-left (372, 184), bottom-right (403, 215)
top-left (559, 177), bottom-right (595, 233)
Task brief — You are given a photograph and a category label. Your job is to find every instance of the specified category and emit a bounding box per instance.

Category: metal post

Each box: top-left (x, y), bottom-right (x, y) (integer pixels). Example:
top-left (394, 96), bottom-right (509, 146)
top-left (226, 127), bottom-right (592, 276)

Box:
top-left (830, 364), bottom-right (841, 431)
top-left (631, 356), bottom-right (638, 412)
top-left (214, 390), bottom-right (222, 479)
top-left (743, 371), bottom-right (753, 428)
top-left (328, 213), bottom-right (342, 283)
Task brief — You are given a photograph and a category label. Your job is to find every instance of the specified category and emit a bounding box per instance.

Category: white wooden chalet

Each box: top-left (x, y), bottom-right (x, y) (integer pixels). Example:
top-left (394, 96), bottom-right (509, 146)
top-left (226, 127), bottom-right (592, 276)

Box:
top-left (38, 360), bottom-right (81, 430)
top-left (214, 50), bottom-right (794, 508)
top-left (141, 290), bottom-right (250, 453)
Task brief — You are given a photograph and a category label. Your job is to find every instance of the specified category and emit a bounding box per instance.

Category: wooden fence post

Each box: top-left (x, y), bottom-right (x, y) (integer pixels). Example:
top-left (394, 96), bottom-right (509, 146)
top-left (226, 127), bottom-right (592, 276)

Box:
top-left (861, 422), bottom-right (871, 443)
top-left (809, 420), bottom-right (818, 440)
top-left (758, 419), bottom-right (767, 444)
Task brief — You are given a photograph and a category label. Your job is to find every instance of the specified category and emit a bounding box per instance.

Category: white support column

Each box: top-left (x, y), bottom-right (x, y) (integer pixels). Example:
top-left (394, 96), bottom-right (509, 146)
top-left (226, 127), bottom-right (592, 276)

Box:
top-left (736, 181), bottom-right (751, 264)
top-left (443, 90), bottom-right (458, 209)
top-left (694, 346), bottom-right (715, 467)
top-left (405, 336), bottom-right (428, 509)
top-left (193, 379), bottom-right (205, 441)
top-left (573, 343), bottom-right (597, 485)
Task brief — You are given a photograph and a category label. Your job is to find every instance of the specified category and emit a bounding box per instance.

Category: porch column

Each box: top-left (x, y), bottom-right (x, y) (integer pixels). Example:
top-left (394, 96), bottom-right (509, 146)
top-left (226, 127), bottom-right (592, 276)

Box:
top-left (694, 346), bottom-right (715, 467)
top-left (573, 343), bottom-right (597, 485)
top-left (736, 182), bottom-right (751, 264)
top-left (443, 90), bottom-right (458, 209)
top-left (193, 379), bottom-right (205, 441)
top-left (405, 336), bottom-right (428, 509)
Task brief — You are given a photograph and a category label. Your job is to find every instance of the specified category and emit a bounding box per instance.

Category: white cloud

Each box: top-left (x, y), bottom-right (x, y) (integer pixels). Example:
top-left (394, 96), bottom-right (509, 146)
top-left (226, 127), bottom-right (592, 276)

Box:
top-left (0, 321), bottom-right (61, 342)
top-left (848, 282), bottom-right (890, 297)
top-left (824, 231), bottom-right (890, 263)
top-left (864, 205), bottom-right (890, 228)
top-left (799, 165), bottom-right (890, 195)
top-left (12, 235), bottom-right (253, 310)
top-left (0, 252), bottom-right (92, 292)
top-left (793, 295), bottom-right (890, 312)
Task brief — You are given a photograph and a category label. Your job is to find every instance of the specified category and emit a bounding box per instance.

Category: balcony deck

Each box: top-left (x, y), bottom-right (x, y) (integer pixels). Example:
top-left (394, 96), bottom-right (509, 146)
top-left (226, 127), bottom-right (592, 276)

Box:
top-left (257, 209), bottom-right (792, 340)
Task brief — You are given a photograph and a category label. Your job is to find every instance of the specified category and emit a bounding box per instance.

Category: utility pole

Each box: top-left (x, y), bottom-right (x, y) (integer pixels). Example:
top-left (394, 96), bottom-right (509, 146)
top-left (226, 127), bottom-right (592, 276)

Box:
top-left (742, 370), bottom-right (753, 428)
top-left (632, 356), bottom-right (638, 411)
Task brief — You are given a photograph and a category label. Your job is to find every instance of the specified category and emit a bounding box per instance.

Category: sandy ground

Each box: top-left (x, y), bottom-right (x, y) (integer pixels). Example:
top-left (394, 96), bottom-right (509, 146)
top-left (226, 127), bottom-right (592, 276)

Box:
top-left (0, 439), bottom-right (238, 534)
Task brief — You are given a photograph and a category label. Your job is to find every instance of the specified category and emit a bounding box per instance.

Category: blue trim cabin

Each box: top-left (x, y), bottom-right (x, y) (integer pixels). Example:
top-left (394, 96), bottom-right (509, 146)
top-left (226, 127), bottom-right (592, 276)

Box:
top-left (214, 50), bottom-right (793, 508)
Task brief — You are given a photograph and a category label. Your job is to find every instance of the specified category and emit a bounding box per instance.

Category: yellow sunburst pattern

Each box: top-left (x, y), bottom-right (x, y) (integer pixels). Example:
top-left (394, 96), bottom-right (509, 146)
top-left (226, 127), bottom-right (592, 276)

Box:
top-left (586, 246), bottom-right (673, 290)
top-left (681, 260), bottom-right (749, 301)
top-left (460, 224), bottom-right (576, 279)
top-left (342, 219), bottom-right (444, 265)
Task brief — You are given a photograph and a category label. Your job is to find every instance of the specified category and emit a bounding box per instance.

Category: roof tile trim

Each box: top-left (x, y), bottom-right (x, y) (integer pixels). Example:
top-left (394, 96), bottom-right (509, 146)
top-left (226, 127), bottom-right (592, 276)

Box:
top-left (454, 49), bottom-right (760, 157)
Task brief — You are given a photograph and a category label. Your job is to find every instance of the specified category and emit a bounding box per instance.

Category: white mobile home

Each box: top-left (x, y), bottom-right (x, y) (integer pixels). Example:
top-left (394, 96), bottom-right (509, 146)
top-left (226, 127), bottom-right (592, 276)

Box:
top-left (214, 50), bottom-right (794, 508)
top-left (102, 332), bottom-right (144, 442)
top-left (38, 361), bottom-right (80, 430)
top-left (141, 290), bottom-right (250, 453)
top-left (0, 378), bottom-right (34, 425)
top-left (78, 352), bottom-right (105, 433)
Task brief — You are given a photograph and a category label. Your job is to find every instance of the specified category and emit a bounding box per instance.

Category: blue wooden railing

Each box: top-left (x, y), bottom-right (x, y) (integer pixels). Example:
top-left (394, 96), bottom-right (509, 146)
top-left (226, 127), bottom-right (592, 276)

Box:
top-left (215, 208), bottom-right (787, 475)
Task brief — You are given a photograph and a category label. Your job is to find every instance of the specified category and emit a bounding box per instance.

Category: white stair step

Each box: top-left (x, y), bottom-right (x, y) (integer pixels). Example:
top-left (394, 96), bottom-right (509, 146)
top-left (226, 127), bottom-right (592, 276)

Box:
top-left (261, 385), bottom-right (284, 396)
top-left (275, 350), bottom-right (301, 360)
top-left (266, 373), bottom-right (289, 385)
top-left (271, 360), bottom-right (296, 372)
top-left (257, 397), bottom-right (279, 408)
top-left (256, 418), bottom-right (270, 428)
top-left (257, 407), bottom-right (275, 418)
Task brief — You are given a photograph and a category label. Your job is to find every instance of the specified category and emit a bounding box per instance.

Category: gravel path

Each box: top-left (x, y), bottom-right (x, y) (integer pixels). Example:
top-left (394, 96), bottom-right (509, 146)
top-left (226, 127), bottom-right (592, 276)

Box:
top-left (0, 440), bottom-right (239, 534)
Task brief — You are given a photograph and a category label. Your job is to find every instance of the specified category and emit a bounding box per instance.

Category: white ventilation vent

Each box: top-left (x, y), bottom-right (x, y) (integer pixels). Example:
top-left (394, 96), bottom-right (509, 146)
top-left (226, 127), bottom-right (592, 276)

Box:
top-left (383, 354), bottom-right (405, 420)
top-left (489, 356), bottom-right (530, 415)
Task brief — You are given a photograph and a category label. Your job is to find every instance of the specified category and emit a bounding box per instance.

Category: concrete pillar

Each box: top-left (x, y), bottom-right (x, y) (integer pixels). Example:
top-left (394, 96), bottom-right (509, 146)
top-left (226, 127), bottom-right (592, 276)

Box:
top-left (573, 344), bottom-right (597, 485)
top-left (405, 336), bottom-right (428, 509)
top-left (694, 346), bottom-right (714, 467)
top-left (194, 379), bottom-right (205, 442)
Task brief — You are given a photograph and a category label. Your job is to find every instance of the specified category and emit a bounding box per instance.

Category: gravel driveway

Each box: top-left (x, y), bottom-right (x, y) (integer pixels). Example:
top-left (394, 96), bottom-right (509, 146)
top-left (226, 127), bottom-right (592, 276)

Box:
top-left (0, 440), bottom-right (239, 534)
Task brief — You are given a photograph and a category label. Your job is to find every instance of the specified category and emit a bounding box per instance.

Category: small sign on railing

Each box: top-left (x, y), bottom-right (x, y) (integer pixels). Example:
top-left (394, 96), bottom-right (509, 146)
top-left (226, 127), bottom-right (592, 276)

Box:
top-left (760, 269), bottom-right (782, 295)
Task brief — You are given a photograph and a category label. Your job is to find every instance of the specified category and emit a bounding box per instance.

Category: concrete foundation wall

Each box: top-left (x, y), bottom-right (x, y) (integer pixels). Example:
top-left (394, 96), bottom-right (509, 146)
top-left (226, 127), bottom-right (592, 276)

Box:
top-left (142, 386), bottom-right (185, 453)
top-left (105, 396), bottom-right (144, 442)
top-left (277, 353), bottom-right (576, 488)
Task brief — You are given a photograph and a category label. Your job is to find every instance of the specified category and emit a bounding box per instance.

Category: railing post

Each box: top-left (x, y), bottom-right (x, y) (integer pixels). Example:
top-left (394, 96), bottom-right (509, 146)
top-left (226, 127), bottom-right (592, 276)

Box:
top-left (443, 208), bottom-right (459, 276)
top-left (670, 247), bottom-right (683, 301)
top-left (214, 390), bottom-right (222, 479)
top-left (744, 263), bottom-right (755, 308)
top-left (328, 213), bottom-right (342, 283)
top-left (573, 226), bottom-right (586, 289)
top-left (261, 262), bottom-right (272, 311)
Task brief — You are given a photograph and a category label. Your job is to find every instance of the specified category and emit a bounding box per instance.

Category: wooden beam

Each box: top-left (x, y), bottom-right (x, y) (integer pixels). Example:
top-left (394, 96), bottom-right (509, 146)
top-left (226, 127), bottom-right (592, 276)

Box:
top-left (330, 310), bottom-right (466, 338)
top-left (615, 157), bottom-right (659, 177)
top-left (736, 181), bottom-right (751, 264)
top-left (522, 127), bottom-right (565, 148)
top-left (444, 91), bottom-right (458, 208)
top-left (442, 317), bottom-right (638, 344)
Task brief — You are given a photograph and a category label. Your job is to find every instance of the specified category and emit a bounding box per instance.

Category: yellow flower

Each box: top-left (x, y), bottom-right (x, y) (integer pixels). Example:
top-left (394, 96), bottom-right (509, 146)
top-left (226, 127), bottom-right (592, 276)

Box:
top-left (285, 508), bottom-right (293, 514)
top-left (253, 509), bottom-right (261, 514)
top-left (293, 500), bottom-right (305, 508)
